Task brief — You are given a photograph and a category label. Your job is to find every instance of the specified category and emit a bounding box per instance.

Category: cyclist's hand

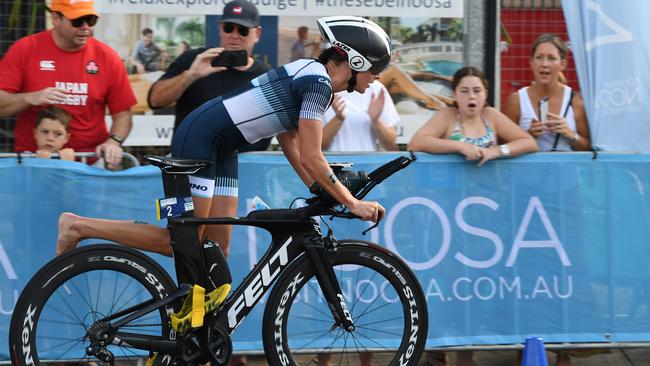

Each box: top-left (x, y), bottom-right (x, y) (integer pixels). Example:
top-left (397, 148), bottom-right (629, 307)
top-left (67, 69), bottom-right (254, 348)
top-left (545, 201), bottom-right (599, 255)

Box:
top-left (350, 200), bottom-right (385, 223)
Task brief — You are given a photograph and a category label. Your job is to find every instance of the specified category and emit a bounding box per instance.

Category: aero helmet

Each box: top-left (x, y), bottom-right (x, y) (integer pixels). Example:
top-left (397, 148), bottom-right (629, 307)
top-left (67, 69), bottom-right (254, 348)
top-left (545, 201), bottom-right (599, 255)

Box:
top-left (317, 16), bottom-right (392, 75)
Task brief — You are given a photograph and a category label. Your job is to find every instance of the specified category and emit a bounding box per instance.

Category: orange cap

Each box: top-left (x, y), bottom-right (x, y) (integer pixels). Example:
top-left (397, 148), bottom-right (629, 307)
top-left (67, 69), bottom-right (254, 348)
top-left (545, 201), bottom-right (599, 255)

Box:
top-left (51, 0), bottom-right (99, 19)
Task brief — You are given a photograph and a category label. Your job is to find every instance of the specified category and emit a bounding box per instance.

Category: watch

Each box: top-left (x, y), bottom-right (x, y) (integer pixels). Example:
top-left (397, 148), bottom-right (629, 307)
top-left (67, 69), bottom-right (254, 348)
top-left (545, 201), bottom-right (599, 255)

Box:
top-left (110, 134), bottom-right (124, 145)
top-left (499, 144), bottom-right (511, 158)
top-left (570, 132), bottom-right (580, 144)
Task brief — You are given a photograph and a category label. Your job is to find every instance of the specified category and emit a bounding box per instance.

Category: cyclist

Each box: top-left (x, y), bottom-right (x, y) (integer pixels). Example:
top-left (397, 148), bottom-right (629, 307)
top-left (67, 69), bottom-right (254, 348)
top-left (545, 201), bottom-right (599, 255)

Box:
top-left (56, 16), bottom-right (390, 257)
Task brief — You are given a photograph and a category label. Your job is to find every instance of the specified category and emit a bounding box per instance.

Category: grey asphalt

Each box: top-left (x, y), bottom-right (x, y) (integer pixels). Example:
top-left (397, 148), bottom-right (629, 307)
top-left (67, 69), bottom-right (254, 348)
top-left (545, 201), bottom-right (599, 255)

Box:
top-left (236, 348), bottom-right (650, 365)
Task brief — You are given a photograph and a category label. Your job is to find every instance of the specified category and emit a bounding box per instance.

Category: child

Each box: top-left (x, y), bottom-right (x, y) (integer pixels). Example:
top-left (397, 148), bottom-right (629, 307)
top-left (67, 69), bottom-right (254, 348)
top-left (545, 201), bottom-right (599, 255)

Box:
top-left (34, 106), bottom-right (75, 161)
top-left (409, 66), bottom-right (538, 166)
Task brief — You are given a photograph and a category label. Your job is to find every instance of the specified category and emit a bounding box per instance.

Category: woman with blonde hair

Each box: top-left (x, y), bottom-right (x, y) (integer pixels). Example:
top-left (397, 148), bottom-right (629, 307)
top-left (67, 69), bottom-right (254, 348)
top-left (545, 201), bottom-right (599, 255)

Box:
top-left (504, 33), bottom-right (591, 152)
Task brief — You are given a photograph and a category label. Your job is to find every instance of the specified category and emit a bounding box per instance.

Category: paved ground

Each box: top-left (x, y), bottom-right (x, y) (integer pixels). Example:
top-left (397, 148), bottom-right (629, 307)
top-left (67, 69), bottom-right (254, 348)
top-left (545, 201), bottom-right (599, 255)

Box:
top-left (236, 348), bottom-right (650, 365)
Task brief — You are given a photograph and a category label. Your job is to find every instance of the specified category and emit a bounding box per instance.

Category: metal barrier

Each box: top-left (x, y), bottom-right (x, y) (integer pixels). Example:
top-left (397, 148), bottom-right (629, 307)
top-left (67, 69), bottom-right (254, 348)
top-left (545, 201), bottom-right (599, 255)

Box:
top-left (0, 151), bottom-right (140, 167)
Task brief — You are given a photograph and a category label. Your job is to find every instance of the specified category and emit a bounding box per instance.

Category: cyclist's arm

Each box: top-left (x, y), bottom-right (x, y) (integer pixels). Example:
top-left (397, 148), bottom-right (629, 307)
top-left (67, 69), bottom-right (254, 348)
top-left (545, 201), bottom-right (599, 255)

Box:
top-left (293, 119), bottom-right (358, 208)
top-left (277, 130), bottom-right (314, 186)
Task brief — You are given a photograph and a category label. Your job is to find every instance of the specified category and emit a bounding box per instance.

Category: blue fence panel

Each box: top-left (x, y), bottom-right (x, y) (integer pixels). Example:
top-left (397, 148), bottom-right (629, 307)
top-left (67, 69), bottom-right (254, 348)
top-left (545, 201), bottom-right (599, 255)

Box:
top-left (1, 152), bottom-right (650, 360)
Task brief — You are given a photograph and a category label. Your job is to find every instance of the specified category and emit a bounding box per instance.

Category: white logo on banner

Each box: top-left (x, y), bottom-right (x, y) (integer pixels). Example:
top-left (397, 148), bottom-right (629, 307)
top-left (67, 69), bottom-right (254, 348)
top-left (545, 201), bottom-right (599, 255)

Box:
top-left (0, 240), bottom-right (18, 315)
top-left (0, 240), bottom-right (17, 280)
top-left (585, 0), bottom-right (632, 51)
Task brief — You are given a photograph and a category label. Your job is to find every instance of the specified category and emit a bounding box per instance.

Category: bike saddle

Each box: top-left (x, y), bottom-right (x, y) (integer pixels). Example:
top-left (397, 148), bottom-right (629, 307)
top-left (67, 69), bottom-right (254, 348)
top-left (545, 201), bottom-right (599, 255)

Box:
top-left (145, 155), bottom-right (211, 174)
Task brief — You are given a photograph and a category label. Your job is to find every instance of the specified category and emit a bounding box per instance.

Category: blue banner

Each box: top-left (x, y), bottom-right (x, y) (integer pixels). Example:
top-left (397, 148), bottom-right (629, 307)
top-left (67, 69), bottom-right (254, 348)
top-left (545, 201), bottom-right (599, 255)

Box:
top-left (1, 152), bottom-right (650, 359)
top-left (562, 0), bottom-right (650, 152)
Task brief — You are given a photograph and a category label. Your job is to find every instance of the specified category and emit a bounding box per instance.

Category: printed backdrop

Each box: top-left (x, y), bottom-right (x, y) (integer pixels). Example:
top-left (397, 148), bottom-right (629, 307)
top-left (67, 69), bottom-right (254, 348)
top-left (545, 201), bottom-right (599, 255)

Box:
top-left (1, 152), bottom-right (650, 360)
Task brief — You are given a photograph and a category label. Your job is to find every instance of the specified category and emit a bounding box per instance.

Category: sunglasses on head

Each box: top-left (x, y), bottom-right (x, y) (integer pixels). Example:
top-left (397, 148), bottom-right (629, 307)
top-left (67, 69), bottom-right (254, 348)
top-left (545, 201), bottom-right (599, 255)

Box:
top-left (223, 23), bottom-right (250, 37)
top-left (69, 14), bottom-right (98, 27)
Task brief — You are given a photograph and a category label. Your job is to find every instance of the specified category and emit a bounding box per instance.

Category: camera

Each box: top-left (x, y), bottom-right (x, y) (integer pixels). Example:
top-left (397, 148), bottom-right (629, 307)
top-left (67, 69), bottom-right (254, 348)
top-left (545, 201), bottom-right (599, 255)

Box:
top-left (211, 50), bottom-right (248, 67)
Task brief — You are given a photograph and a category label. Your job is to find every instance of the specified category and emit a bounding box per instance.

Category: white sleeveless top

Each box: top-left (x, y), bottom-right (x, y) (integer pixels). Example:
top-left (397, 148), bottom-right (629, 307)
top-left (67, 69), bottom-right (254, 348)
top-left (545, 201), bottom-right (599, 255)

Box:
top-left (518, 85), bottom-right (576, 151)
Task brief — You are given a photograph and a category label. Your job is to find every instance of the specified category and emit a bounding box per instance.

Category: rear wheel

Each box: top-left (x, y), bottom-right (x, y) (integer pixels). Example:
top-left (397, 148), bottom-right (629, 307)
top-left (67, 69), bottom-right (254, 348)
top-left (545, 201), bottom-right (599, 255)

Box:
top-left (262, 241), bottom-right (428, 366)
top-left (9, 244), bottom-right (178, 366)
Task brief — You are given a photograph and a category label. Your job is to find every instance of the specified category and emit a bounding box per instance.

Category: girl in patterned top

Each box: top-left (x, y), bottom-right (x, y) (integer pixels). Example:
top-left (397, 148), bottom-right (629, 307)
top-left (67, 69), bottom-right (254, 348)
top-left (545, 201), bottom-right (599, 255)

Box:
top-left (409, 66), bottom-right (537, 166)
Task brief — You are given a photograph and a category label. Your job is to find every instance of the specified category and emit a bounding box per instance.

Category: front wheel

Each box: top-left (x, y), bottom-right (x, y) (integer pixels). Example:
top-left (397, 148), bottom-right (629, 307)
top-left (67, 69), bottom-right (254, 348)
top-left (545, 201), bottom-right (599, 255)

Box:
top-left (9, 244), bottom-right (178, 366)
top-left (262, 240), bottom-right (428, 366)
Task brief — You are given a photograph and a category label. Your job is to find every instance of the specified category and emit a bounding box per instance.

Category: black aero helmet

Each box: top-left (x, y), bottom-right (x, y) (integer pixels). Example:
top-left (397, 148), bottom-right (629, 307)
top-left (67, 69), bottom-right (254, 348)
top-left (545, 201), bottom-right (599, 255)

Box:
top-left (317, 16), bottom-right (391, 75)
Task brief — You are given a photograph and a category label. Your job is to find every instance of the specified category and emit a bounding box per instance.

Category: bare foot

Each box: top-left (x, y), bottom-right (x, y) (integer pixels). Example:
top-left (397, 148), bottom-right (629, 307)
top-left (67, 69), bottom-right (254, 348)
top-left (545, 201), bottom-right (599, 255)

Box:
top-left (56, 212), bottom-right (83, 255)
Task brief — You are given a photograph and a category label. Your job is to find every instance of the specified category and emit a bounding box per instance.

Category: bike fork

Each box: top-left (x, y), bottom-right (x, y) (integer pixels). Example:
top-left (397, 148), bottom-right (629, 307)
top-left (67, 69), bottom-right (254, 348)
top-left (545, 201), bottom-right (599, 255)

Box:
top-left (303, 235), bottom-right (356, 332)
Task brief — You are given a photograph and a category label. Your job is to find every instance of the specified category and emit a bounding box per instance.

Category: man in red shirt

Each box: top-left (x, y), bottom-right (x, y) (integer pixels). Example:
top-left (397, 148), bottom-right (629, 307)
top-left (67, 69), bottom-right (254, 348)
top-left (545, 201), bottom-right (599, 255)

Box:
top-left (0, 0), bottom-right (136, 166)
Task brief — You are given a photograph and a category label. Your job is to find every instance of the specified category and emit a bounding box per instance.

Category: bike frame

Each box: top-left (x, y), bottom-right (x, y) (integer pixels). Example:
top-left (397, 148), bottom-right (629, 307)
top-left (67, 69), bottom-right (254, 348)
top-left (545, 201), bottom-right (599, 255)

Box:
top-left (176, 214), bottom-right (354, 333)
top-left (108, 167), bottom-right (356, 354)
top-left (107, 154), bottom-right (415, 356)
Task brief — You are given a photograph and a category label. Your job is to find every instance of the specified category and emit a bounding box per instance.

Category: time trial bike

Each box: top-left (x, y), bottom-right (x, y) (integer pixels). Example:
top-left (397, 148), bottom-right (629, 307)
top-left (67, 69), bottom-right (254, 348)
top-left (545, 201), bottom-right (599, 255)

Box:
top-left (9, 154), bottom-right (428, 366)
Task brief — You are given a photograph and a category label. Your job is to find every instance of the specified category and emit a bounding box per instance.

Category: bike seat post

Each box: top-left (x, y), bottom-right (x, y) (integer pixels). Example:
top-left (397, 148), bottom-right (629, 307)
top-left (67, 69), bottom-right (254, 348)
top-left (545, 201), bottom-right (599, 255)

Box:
top-left (160, 169), bottom-right (210, 289)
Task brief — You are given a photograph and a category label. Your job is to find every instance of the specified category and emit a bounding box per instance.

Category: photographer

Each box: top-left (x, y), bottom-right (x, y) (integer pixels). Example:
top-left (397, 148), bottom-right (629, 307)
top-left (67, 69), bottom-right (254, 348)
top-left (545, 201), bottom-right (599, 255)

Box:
top-left (147, 0), bottom-right (270, 151)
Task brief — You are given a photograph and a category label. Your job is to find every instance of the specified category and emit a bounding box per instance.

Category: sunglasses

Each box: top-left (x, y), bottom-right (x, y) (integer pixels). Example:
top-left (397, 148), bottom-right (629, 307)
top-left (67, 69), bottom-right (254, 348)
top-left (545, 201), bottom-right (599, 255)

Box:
top-left (69, 14), bottom-right (98, 28)
top-left (223, 23), bottom-right (251, 37)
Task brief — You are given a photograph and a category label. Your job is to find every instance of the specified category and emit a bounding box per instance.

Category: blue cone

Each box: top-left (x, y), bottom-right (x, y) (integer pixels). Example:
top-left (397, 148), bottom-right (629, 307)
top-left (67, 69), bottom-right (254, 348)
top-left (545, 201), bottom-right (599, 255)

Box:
top-left (521, 336), bottom-right (549, 366)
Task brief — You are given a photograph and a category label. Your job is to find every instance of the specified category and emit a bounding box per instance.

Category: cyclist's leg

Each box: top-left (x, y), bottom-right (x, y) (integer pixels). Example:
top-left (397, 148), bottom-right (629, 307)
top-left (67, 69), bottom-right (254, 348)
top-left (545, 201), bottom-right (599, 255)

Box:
top-left (191, 195), bottom-right (237, 258)
top-left (56, 212), bottom-right (171, 256)
top-left (205, 196), bottom-right (237, 257)
top-left (202, 148), bottom-right (239, 257)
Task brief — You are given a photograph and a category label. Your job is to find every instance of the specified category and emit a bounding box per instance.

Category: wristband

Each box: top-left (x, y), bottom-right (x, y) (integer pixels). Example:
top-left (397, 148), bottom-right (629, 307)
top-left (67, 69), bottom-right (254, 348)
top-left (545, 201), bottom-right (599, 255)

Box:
top-left (499, 144), bottom-right (511, 158)
top-left (570, 132), bottom-right (580, 144)
top-left (110, 134), bottom-right (124, 145)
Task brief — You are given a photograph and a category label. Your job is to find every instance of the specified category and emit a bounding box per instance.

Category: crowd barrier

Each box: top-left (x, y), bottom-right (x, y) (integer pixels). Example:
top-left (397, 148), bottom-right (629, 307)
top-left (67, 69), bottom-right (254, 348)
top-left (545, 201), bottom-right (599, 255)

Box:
top-left (1, 152), bottom-right (650, 360)
top-left (0, 151), bottom-right (140, 167)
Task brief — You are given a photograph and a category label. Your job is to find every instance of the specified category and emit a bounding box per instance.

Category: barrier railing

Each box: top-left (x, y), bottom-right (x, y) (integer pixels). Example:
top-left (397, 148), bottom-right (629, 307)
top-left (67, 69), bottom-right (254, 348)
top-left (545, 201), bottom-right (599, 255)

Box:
top-left (0, 151), bottom-right (140, 167)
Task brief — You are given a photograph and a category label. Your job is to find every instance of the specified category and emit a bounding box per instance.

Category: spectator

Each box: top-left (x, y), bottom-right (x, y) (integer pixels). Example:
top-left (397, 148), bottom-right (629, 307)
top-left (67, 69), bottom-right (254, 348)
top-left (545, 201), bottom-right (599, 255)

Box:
top-left (176, 40), bottom-right (191, 57)
top-left (147, 0), bottom-right (269, 141)
top-left (504, 33), bottom-right (591, 152)
top-left (129, 28), bottom-right (168, 74)
top-left (504, 33), bottom-right (593, 366)
top-left (410, 66), bottom-right (537, 366)
top-left (290, 26), bottom-right (318, 61)
top-left (33, 106), bottom-right (75, 161)
top-left (409, 66), bottom-right (537, 167)
top-left (0, 0), bottom-right (135, 168)
top-left (322, 80), bottom-right (398, 152)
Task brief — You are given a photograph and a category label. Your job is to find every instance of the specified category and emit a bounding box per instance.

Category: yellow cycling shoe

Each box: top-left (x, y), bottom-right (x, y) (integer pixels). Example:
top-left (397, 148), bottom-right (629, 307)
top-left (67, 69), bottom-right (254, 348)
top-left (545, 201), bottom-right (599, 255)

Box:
top-left (170, 284), bottom-right (231, 334)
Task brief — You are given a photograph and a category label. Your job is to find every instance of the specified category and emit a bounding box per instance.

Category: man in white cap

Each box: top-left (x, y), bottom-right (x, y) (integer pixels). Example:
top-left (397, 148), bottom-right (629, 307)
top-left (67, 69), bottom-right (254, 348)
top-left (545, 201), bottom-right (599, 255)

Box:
top-left (0, 0), bottom-right (135, 167)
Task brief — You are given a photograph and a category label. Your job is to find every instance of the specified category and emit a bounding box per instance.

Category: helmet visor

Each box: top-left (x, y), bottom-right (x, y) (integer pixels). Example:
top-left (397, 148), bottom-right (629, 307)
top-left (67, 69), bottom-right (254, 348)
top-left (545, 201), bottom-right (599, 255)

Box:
top-left (368, 54), bottom-right (391, 75)
top-left (344, 45), bottom-right (390, 75)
